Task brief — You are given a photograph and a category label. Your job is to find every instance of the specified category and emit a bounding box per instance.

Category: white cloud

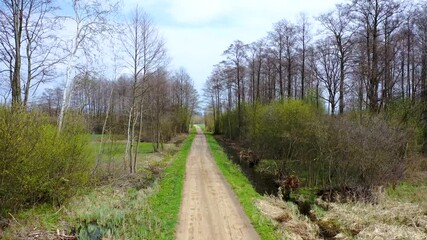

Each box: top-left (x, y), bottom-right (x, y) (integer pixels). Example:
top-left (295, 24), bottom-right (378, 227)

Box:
top-left (121, 0), bottom-right (346, 95)
top-left (167, 0), bottom-right (232, 24)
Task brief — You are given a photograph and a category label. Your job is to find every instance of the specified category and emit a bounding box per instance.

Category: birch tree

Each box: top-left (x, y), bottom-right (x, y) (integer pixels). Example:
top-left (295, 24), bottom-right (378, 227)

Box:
top-left (57, 0), bottom-right (117, 131)
top-left (121, 6), bottom-right (166, 173)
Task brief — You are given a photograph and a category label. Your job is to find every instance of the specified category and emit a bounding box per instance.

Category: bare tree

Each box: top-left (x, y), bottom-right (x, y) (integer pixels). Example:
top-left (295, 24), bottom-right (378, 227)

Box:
top-left (317, 5), bottom-right (355, 114)
top-left (57, 0), bottom-right (117, 131)
top-left (0, 0), bottom-right (27, 108)
top-left (223, 40), bottom-right (246, 136)
top-left (297, 13), bottom-right (311, 100)
top-left (351, 0), bottom-right (401, 112)
top-left (268, 21), bottom-right (287, 100)
top-left (314, 38), bottom-right (340, 115)
top-left (22, 0), bottom-right (60, 107)
top-left (121, 6), bottom-right (166, 173)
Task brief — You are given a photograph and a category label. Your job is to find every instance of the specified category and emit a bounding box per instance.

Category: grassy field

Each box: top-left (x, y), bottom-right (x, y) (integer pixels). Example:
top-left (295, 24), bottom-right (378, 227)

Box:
top-left (2, 131), bottom-right (194, 239)
top-left (88, 134), bottom-right (180, 179)
top-left (205, 133), bottom-right (281, 240)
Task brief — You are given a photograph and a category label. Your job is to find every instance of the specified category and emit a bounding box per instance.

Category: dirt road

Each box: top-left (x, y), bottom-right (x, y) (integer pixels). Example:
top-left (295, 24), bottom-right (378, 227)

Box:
top-left (175, 127), bottom-right (260, 240)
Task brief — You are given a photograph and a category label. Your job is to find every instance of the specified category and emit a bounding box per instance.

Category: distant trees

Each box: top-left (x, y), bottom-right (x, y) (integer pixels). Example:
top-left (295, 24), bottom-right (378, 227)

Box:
top-left (171, 68), bottom-right (198, 134)
top-left (205, 0), bottom-right (427, 135)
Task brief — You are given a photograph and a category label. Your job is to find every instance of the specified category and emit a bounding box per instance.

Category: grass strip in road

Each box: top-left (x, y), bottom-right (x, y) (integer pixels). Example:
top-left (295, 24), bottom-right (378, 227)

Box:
top-left (206, 133), bottom-right (280, 240)
top-left (147, 128), bottom-right (195, 239)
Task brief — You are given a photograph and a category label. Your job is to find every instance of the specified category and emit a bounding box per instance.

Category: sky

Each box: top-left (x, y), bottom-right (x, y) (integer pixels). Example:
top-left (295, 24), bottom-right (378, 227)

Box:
top-left (119, 0), bottom-right (346, 95)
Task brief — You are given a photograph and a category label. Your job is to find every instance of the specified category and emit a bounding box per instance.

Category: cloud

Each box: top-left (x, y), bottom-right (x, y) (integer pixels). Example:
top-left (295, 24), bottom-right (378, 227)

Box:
top-left (167, 0), bottom-right (232, 24)
top-left (121, 0), bottom-right (346, 94)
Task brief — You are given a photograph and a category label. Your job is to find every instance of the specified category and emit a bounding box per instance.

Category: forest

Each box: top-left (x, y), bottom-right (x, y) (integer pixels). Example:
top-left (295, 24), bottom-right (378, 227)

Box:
top-left (203, 0), bottom-right (427, 237)
top-left (204, 0), bottom-right (427, 189)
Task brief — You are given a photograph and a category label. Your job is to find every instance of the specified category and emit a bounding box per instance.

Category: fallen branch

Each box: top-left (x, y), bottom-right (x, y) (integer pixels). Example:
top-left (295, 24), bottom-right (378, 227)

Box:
top-left (8, 213), bottom-right (22, 226)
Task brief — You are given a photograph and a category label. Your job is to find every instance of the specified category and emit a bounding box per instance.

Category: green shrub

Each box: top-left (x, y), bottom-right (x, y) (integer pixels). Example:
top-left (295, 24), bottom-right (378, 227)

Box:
top-left (0, 109), bottom-right (92, 215)
top-left (243, 100), bottom-right (324, 182)
top-left (218, 100), bottom-right (412, 191)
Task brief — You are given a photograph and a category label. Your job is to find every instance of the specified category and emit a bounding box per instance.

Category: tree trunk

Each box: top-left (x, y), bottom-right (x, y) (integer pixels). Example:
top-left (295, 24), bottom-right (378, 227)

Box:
top-left (11, 0), bottom-right (23, 109)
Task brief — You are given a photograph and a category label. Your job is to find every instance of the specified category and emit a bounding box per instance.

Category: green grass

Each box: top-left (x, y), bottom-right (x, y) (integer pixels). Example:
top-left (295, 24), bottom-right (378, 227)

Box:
top-left (386, 181), bottom-right (427, 203)
top-left (90, 134), bottom-right (125, 142)
top-left (205, 133), bottom-right (280, 240)
top-left (147, 127), bottom-right (195, 239)
top-left (72, 130), bottom-right (195, 239)
top-left (88, 141), bottom-right (155, 157)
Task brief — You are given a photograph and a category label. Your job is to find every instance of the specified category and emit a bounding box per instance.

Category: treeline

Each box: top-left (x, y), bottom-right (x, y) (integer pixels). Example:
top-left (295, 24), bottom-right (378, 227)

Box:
top-left (36, 68), bottom-right (198, 143)
top-left (204, 0), bottom-right (427, 192)
top-left (0, 1), bottom-right (198, 214)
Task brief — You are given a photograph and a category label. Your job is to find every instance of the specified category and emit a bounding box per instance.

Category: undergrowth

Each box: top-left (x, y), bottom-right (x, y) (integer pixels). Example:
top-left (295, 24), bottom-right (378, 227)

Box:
top-left (2, 129), bottom-right (195, 239)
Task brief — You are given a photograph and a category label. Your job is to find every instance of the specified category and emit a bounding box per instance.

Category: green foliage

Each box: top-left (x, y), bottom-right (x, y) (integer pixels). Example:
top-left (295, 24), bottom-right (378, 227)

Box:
top-left (247, 100), bottom-right (321, 161)
top-left (383, 99), bottom-right (425, 150)
top-left (386, 181), bottom-right (427, 203)
top-left (0, 109), bottom-right (92, 215)
top-left (218, 100), bottom-right (414, 191)
top-left (303, 88), bottom-right (326, 113)
top-left (206, 133), bottom-right (280, 240)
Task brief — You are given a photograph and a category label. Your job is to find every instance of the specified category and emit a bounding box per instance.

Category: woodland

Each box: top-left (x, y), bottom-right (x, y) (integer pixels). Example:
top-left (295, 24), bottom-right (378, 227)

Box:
top-left (204, 0), bottom-right (427, 193)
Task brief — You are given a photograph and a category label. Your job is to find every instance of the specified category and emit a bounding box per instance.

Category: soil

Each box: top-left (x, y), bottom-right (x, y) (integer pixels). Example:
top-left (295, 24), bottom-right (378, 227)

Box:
top-left (175, 127), bottom-right (260, 240)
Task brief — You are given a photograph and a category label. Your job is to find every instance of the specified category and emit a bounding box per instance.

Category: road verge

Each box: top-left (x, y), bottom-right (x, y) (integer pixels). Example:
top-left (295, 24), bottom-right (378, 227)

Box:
top-left (205, 133), bottom-right (280, 240)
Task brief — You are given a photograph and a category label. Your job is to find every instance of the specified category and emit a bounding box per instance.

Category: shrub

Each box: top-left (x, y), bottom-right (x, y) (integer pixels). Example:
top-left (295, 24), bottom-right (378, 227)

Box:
top-left (322, 115), bottom-right (408, 188)
top-left (219, 100), bottom-right (413, 192)
top-left (0, 109), bottom-right (92, 215)
top-left (245, 100), bottom-right (324, 177)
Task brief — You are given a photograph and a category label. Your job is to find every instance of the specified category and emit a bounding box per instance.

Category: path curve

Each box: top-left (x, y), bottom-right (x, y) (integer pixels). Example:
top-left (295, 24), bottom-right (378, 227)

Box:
top-left (175, 127), bottom-right (260, 240)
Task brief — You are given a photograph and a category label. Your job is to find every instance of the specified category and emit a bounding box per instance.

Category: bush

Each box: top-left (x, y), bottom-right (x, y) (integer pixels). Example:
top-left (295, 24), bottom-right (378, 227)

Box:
top-left (0, 108), bottom-right (92, 215)
top-left (241, 100), bottom-right (324, 182)
top-left (219, 101), bottom-right (412, 192)
top-left (323, 115), bottom-right (408, 188)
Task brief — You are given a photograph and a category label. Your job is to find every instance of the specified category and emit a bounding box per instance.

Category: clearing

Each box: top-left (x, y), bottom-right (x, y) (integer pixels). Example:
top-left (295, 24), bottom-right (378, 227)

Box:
top-left (175, 127), bottom-right (260, 240)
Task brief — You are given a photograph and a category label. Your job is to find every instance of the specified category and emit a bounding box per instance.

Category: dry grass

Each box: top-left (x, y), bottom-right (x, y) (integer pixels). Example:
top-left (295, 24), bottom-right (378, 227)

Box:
top-left (2, 139), bottom-right (184, 240)
top-left (256, 180), bottom-right (427, 240)
top-left (317, 192), bottom-right (427, 239)
top-left (255, 196), bottom-right (320, 240)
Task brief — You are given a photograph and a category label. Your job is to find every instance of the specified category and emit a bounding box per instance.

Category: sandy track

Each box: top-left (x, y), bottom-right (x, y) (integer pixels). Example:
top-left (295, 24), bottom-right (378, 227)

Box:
top-left (175, 127), bottom-right (260, 240)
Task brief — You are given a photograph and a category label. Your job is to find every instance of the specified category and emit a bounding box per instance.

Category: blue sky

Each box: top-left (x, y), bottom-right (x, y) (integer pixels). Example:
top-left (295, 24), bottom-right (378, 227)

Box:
top-left (120, 0), bottom-right (346, 95)
top-left (54, 0), bottom-right (346, 97)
